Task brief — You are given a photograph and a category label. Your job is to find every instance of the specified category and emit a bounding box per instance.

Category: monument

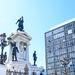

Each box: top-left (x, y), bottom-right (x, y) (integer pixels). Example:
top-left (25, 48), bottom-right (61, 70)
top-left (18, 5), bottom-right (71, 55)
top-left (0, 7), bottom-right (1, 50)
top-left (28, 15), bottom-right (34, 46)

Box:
top-left (0, 17), bottom-right (38, 75)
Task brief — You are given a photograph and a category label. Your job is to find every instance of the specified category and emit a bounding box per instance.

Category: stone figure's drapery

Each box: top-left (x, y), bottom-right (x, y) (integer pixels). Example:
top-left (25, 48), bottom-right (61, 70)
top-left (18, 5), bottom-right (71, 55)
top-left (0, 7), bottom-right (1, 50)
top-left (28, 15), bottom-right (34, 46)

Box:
top-left (16, 42), bottom-right (27, 61)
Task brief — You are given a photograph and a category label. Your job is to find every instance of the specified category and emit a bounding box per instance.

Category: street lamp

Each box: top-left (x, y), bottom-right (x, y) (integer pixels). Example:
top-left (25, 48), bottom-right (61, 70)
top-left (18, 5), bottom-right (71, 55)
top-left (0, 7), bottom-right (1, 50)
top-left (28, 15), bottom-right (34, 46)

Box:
top-left (0, 33), bottom-right (7, 64)
top-left (60, 58), bottom-right (68, 75)
top-left (7, 37), bottom-right (12, 45)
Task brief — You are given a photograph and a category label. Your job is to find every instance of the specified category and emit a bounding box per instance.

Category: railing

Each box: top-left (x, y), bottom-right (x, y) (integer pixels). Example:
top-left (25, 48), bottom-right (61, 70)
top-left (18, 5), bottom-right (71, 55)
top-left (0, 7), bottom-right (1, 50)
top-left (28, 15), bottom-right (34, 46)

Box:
top-left (6, 69), bottom-right (28, 75)
top-left (0, 54), bottom-right (7, 63)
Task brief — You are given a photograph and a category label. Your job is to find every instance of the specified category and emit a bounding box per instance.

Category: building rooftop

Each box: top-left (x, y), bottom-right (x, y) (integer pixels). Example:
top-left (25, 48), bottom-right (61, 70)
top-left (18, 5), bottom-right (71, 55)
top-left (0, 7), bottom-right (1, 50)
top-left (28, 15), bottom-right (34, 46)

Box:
top-left (50, 18), bottom-right (75, 30)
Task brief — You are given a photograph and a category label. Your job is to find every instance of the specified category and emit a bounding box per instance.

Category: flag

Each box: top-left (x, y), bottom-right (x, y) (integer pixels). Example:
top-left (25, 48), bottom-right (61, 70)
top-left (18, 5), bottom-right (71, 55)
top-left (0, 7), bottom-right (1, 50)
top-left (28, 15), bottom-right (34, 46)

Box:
top-left (67, 61), bottom-right (72, 67)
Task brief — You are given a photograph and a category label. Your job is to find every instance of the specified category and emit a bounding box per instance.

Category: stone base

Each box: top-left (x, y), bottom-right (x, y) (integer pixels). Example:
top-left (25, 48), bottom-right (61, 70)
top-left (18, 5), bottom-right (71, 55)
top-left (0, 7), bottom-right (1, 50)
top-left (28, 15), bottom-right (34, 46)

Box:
top-left (0, 64), bottom-right (38, 75)
top-left (0, 65), bottom-right (6, 75)
top-left (6, 60), bottom-right (38, 75)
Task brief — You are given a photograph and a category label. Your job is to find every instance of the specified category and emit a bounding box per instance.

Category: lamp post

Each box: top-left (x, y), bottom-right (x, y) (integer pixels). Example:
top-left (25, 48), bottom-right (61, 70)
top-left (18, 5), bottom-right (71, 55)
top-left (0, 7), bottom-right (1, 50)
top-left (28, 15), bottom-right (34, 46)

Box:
top-left (0, 33), bottom-right (7, 64)
top-left (60, 58), bottom-right (68, 75)
top-left (7, 37), bottom-right (12, 45)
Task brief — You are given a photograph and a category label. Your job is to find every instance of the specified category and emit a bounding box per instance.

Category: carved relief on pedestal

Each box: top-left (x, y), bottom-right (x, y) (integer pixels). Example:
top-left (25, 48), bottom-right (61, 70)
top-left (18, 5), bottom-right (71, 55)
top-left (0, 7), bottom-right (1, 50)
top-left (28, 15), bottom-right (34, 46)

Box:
top-left (16, 42), bottom-right (27, 61)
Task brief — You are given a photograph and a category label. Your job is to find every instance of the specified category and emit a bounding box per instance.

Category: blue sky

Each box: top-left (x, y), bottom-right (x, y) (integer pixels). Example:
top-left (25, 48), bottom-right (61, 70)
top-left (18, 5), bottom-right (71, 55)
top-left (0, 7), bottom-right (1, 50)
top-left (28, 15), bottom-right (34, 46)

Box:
top-left (0, 0), bottom-right (75, 68)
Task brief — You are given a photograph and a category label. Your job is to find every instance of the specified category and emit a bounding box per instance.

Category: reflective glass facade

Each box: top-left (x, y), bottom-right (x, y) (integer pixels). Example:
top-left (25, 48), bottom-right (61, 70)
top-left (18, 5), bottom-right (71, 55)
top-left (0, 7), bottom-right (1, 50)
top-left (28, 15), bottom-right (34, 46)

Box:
top-left (45, 20), bottom-right (75, 75)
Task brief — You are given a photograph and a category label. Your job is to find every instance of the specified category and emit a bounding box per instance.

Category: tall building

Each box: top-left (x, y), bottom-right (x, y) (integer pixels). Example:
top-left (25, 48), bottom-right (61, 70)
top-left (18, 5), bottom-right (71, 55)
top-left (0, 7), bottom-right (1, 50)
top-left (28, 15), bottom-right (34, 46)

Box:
top-left (45, 18), bottom-right (75, 75)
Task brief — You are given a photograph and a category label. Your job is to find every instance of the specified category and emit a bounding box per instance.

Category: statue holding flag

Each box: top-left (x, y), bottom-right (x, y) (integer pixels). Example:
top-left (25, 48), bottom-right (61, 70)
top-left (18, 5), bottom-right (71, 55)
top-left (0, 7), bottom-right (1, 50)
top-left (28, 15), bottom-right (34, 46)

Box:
top-left (16, 16), bottom-right (24, 31)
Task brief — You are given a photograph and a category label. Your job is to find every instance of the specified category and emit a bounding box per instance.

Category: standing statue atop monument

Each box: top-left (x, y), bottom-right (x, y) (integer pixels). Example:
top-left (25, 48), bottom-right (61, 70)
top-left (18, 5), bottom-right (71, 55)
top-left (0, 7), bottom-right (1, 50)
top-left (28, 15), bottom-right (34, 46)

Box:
top-left (16, 16), bottom-right (24, 31)
top-left (33, 51), bottom-right (37, 66)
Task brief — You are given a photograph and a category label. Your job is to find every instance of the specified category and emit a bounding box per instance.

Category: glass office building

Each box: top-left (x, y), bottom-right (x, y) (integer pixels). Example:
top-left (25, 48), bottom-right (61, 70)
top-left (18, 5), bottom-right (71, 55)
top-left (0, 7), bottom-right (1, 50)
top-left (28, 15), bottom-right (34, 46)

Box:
top-left (45, 18), bottom-right (75, 75)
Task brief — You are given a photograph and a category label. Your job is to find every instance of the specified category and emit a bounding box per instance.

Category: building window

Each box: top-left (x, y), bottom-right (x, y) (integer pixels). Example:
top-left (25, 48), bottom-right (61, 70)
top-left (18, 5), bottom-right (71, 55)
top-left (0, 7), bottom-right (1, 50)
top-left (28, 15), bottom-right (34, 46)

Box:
top-left (65, 23), bottom-right (73, 30)
top-left (47, 57), bottom-right (54, 63)
top-left (69, 52), bottom-right (75, 59)
top-left (47, 52), bottom-right (54, 58)
top-left (60, 54), bottom-right (67, 60)
top-left (68, 47), bottom-right (72, 52)
top-left (66, 34), bottom-right (72, 41)
top-left (47, 63), bottom-right (54, 69)
top-left (53, 32), bottom-right (64, 39)
top-left (70, 72), bottom-right (75, 75)
top-left (46, 46), bottom-right (54, 52)
top-left (67, 40), bottom-right (73, 47)
top-left (53, 27), bottom-right (64, 34)
top-left (46, 31), bottom-right (52, 37)
top-left (72, 34), bottom-right (75, 38)
top-left (72, 46), bottom-right (75, 52)
top-left (45, 36), bottom-right (53, 47)
top-left (55, 50), bottom-right (60, 56)
top-left (47, 69), bottom-right (55, 75)
top-left (47, 70), bottom-right (51, 75)
top-left (59, 48), bottom-right (67, 55)
top-left (55, 56), bottom-right (59, 62)
top-left (54, 44), bottom-right (60, 50)
top-left (55, 62), bottom-right (61, 68)
top-left (68, 29), bottom-right (72, 34)
top-left (60, 42), bottom-right (66, 48)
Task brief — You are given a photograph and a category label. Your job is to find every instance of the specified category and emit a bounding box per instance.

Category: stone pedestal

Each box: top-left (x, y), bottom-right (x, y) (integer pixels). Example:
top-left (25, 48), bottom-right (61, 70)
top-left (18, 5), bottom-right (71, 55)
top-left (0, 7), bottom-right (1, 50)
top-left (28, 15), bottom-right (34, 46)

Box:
top-left (29, 66), bottom-right (38, 75)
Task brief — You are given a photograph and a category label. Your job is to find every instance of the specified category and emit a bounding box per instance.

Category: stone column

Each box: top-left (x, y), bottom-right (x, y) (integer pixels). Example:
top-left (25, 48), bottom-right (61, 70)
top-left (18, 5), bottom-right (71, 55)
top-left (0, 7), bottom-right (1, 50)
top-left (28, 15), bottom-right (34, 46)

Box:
top-left (23, 46), bottom-right (26, 60)
top-left (9, 43), bottom-right (12, 63)
top-left (6, 43), bottom-right (12, 68)
top-left (26, 44), bottom-right (29, 61)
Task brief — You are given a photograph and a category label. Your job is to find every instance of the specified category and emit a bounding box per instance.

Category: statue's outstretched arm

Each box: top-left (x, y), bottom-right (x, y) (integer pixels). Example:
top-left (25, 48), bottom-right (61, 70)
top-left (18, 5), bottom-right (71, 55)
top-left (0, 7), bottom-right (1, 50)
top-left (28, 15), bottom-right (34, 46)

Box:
top-left (16, 20), bottom-right (19, 24)
top-left (16, 21), bottom-right (18, 24)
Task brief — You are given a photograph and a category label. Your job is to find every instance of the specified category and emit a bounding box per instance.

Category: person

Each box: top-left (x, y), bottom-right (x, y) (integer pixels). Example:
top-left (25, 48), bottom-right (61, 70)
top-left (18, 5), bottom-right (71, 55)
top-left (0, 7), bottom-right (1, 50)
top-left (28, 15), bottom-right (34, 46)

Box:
top-left (3, 52), bottom-right (7, 62)
top-left (40, 72), bottom-right (43, 75)
top-left (12, 44), bottom-right (19, 61)
top-left (33, 51), bottom-right (37, 65)
top-left (16, 16), bottom-right (24, 31)
top-left (32, 72), bottom-right (36, 75)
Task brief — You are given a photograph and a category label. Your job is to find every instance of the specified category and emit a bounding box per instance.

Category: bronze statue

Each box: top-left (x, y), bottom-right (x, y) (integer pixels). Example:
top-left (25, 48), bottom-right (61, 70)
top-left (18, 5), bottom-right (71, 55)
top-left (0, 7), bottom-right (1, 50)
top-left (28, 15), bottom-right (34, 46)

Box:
top-left (16, 16), bottom-right (24, 31)
top-left (33, 51), bottom-right (37, 66)
top-left (12, 43), bottom-right (19, 61)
